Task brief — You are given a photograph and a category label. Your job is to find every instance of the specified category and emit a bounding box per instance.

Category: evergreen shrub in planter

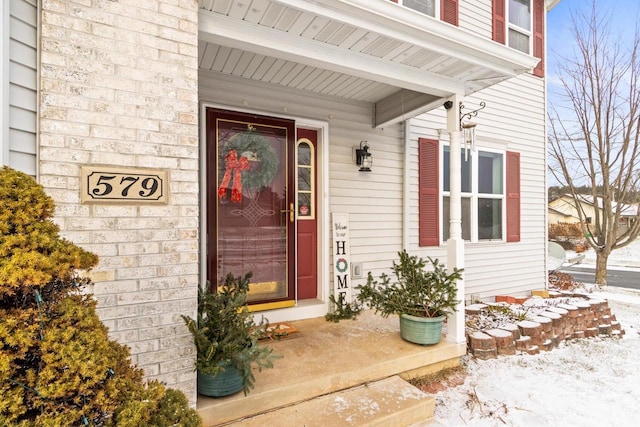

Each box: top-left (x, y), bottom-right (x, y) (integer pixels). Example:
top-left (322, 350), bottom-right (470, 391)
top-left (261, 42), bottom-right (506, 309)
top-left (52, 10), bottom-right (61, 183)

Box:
top-left (182, 273), bottom-right (279, 397)
top-left (356, 250), bottom-right (462, 345)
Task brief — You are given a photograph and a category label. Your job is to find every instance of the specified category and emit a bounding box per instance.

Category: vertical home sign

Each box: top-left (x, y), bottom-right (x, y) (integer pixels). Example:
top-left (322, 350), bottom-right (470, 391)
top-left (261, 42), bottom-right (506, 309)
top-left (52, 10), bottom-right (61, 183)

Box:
top-left (331, 213), bottom-right (351, 302)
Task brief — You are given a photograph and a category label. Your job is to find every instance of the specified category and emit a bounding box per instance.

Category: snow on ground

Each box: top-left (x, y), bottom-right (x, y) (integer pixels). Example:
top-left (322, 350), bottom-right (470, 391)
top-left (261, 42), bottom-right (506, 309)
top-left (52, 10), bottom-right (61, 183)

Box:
top-left (426, 247), bottom-right (640, 427)
top-left (581, 238), bottom-right (640, 268)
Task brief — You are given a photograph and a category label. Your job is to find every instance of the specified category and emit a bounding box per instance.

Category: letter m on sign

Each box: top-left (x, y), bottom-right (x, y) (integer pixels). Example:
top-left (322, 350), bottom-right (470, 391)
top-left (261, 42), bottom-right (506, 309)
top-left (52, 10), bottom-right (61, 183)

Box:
top-left (337, 274), bottom-right (348, 289)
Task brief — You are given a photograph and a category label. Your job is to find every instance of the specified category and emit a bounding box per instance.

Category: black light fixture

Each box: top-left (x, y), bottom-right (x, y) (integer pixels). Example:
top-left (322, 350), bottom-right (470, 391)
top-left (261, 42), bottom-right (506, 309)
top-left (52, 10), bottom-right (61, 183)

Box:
top-left (355, 141), bottom-right (372, 172)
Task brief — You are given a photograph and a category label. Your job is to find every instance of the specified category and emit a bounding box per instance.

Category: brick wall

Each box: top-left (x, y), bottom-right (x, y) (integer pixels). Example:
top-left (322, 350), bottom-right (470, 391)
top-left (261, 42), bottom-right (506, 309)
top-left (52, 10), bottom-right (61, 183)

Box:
top-left (39, 0), bottom-right (200, 403)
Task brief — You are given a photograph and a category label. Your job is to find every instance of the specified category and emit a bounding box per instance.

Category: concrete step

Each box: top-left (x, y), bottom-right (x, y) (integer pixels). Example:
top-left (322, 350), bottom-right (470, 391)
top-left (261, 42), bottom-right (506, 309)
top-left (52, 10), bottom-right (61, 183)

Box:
top-left (225, 376), bottom-right (434, 427)
top-left (196, 311), bottom-right (465, 426)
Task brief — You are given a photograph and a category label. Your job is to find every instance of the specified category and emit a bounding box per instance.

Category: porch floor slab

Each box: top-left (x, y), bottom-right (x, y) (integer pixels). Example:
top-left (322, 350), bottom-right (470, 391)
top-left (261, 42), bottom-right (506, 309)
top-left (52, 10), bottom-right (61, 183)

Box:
top-left (196, 310), bottom-right (466, 426)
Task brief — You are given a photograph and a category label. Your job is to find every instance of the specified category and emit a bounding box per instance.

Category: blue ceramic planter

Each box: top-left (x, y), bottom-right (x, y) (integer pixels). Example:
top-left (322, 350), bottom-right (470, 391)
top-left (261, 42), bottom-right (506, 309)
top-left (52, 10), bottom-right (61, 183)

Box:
top-left (197, 362), bottom-right (244, 397)
top-left (399, 313), bottom-right (445, 345)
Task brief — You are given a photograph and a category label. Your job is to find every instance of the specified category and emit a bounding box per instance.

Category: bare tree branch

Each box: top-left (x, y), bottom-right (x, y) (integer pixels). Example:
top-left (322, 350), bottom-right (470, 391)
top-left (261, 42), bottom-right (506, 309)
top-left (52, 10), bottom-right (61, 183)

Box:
top-left (548, 1), bottom-right (640, 284)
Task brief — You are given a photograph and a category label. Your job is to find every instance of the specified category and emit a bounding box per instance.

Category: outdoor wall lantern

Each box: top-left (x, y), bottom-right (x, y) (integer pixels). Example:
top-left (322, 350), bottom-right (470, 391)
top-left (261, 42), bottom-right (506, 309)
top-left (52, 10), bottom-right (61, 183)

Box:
top-left (355, 141), bottom-right (372, 172)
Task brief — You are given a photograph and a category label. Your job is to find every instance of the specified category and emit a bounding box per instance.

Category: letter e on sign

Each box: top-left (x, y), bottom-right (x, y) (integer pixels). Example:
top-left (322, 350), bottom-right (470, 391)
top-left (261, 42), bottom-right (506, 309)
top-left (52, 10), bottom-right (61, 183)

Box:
top-left (81, 166), bottom-right (169, 204)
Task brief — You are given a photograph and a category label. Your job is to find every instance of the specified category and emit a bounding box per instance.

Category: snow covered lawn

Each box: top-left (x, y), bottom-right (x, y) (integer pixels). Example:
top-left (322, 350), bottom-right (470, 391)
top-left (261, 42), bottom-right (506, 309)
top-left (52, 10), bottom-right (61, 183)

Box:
top-left (424, 288), bottom-right (640, 426)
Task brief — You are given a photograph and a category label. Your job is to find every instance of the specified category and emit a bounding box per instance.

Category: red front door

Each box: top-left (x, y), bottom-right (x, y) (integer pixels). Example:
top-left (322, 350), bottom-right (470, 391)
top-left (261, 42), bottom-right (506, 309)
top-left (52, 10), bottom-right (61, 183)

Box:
top-left (206, 108), bottom-right (295, 309)
top-left (295, 129), bottom-right (318, 300)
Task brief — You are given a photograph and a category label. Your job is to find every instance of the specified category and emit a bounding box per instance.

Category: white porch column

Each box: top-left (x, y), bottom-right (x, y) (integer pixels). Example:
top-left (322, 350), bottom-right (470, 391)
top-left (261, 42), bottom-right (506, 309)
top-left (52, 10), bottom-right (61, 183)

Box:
top-left (446, 95), bottom-right (466, 344)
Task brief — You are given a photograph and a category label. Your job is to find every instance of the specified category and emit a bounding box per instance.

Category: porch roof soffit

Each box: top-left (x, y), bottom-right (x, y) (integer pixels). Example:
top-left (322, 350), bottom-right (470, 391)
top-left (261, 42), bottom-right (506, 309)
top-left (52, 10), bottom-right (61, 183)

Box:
top-left (198, 0), bottom-right (540, 127)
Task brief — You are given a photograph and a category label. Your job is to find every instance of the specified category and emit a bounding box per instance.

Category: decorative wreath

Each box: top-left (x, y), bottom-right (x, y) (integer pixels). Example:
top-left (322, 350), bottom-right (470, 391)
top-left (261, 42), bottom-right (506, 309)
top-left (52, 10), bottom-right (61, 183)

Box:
top-left (335, 258), bottom-right (349, 273)
top-left (218, 127), bottom-right (279, 203)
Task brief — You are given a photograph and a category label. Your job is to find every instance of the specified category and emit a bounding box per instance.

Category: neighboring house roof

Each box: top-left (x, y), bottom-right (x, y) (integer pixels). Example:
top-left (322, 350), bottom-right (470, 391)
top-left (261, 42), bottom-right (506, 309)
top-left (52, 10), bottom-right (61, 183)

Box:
top-left (551, 194), bottom-right (639, 217)
top-left (548, 206), bottom-right (572, 217)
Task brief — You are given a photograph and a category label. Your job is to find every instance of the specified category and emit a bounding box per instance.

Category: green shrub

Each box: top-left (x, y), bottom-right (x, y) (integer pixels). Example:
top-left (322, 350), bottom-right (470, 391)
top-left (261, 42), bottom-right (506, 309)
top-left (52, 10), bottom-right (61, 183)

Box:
top-left (0, 166), bottom-right (201, 426)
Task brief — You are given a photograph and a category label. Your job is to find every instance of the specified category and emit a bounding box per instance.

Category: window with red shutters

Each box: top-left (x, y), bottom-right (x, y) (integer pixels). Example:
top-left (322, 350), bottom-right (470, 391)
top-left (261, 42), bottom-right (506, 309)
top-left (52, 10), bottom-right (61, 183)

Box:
top-left (492, 0), bottom-right (545, 77)
top-left (506, 151), bottom-right (521, 242)
top-left (419, 138), bottom-right (440, 247)
top-left (419, 142), bottom-right (520, 244)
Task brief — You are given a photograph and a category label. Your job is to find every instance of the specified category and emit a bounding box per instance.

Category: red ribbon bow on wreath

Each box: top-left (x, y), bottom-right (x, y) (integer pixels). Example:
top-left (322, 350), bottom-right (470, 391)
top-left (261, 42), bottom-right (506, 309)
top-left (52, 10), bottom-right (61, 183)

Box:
top-left (218, 149), bottom-right (250, 203)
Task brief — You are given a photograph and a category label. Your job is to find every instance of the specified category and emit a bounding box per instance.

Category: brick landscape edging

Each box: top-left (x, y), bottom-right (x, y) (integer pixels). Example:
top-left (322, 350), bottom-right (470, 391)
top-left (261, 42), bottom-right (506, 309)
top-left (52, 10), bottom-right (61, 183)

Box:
top-left (466, 298), bottom-right (624, 359)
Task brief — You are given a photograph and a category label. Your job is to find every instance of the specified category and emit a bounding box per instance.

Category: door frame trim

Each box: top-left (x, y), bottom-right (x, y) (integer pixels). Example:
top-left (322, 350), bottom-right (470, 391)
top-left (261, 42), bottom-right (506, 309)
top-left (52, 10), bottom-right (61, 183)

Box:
top-left (199, 102), bottom-right (330, 322)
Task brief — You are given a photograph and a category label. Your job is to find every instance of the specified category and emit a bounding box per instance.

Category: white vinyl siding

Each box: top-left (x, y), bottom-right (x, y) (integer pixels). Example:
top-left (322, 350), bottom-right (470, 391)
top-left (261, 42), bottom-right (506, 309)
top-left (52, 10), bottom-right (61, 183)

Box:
top-left (2, 0), bottom-right (37, 175)
top-left (459, 0), bottom-right (493, 38)
top-left (408, 73), bottom-right (546, 299)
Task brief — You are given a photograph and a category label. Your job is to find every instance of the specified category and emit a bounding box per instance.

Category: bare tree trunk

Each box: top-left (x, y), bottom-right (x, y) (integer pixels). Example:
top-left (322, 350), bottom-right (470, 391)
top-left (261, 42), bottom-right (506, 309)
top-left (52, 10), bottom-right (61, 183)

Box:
top-left (595, 252), bottom-right (609, 285)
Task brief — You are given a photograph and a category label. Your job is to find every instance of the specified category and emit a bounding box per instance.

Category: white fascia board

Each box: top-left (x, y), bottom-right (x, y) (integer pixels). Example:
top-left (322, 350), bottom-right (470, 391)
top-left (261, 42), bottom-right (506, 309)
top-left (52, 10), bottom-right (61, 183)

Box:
top-left (546, 0), bottom-right (562, 10)
top-left (272, 0), bottom-right (539, 76)
top-left (199, 10), bottom-right (464, 97)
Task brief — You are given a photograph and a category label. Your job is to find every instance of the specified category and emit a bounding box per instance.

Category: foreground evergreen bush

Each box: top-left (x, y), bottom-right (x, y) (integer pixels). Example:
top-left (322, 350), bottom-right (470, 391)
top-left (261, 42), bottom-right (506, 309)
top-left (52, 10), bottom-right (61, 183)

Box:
top-left (0, 166), bottom-right (201, 426)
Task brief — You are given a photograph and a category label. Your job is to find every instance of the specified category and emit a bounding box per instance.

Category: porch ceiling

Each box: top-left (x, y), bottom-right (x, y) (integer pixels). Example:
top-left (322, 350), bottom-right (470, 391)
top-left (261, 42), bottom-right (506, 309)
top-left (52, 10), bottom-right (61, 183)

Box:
top-left (198, 0), bottom-right (540, 127)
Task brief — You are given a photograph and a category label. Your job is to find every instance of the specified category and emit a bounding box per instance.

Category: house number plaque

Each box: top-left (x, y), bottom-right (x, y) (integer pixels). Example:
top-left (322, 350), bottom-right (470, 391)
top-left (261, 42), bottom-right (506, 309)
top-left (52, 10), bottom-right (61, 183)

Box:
top-left (81, 166), bottom-right (168, 204)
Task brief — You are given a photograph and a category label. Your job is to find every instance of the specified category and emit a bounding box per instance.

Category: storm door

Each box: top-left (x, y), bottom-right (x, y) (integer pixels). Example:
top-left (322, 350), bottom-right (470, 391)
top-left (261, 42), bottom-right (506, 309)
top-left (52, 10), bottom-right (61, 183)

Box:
top-left (206, 108), bottom-right (295, 310)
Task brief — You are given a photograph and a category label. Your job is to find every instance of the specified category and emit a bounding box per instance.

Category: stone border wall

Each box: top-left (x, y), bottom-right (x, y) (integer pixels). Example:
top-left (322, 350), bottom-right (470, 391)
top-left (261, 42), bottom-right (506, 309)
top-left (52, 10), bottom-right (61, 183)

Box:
top-left (467, 298), bottom-right (624, 359)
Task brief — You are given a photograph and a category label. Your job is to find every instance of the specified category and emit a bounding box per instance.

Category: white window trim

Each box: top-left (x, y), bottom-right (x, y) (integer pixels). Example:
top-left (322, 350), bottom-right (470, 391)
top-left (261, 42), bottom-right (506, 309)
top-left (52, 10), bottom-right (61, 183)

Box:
top-left (507, 0), bottom-right (533, 54)
top-left (396, 0), bottom-right (439, 19)
top-left (441, 144), bottom-right (507, 243)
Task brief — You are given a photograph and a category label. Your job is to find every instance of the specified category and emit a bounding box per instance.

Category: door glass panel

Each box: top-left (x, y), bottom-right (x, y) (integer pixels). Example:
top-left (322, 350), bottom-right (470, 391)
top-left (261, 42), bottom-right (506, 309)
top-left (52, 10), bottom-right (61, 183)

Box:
top-left (215, 119), bottom-right (290, 303)
top-left (298, 144), bottom-right (311, 166)
top-left (297, 141), bottom-right (314, 219)
top-left (298, 193), bottom-right (311, 217)
top-left (298, 168), bottom-right (311, 192)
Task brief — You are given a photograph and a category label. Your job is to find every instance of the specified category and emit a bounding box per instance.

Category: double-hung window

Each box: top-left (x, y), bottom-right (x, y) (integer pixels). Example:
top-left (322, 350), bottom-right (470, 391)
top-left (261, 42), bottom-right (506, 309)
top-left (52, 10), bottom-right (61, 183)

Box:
top-left (493, 0), bottom-right (545, 77)
top-left (418, 138), bottom-right (520, 247)
top-left (442, 147), bottom-right (504, 242)
top-left (508, 0), bottom-right (532, 54)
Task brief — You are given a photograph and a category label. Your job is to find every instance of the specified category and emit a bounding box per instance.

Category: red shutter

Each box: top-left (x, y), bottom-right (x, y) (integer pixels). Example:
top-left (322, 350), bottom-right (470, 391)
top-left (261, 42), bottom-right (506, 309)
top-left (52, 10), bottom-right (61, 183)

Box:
top-left (506, 151), bottom-right (520, 242)
top-left (419, 138), bottom-right (440, 247)
top-left (492, 0), bottom-right (506, 44)
top-left (532, 0), bottom-right (545, 77)
top-left (441, 0), bottom-right (459, 26)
